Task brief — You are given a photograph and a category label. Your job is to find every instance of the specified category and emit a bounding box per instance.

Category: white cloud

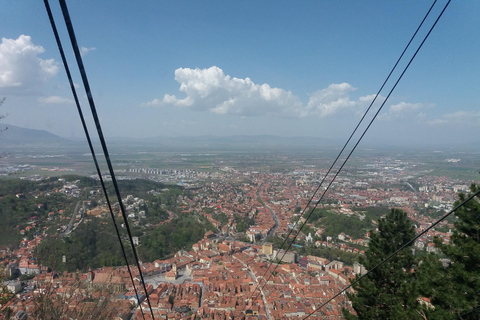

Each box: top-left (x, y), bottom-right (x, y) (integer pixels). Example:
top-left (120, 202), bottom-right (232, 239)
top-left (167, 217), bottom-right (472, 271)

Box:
top-left (390, 102), bottom-right (423, 113)
top-left (38, 96), bottom-right (73, 105)
top-left (144, 98), bottom-right (162, 106)
top-left (80, 46), bottom-right (96, 57)
top-left (379, 102), bottom-right (429, 120)
top-left (427, 110), bottom-right (480, 126)
top-left (302, 83), bottom-right (376, 117)
top-left (144, 66), bottom-right (375, 118)
top-left (0, 35), bottom-right (58, 89)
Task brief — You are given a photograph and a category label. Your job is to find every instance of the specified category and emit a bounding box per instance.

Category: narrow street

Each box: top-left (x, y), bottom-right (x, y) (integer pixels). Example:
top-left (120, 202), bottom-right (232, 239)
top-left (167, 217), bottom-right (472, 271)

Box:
top-left (256, 181), bottom-right (279, 244)
top-left (233, 256), bottom-right (272, 320)
top-left (262, 204), bottom-right (278, 245)
top-left (289, 182), bottom-right (300, 207)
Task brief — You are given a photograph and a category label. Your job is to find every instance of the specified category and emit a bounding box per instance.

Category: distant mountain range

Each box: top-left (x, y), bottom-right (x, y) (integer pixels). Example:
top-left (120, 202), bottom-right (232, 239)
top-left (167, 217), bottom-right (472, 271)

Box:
top-left (0, 124), bottom-right (65, 145)
top-left (0, 124), bottom-right (337, 151)
top-left (1, 124), bottom-right (477, 151)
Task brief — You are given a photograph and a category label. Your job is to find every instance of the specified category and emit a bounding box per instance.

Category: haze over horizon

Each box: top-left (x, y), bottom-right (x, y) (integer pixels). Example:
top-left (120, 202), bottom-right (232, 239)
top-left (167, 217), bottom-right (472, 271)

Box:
top-left (1, 1), bottom-right (479, 147)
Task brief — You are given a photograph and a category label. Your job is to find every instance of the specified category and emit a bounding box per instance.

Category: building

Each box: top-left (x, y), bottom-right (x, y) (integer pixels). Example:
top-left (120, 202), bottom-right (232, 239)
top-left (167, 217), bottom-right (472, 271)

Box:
top-left (6, 280), bottom-right (22, 294)
top-left (263, 243), bottom-right (273, 255)
top-left (87, 269), bottom-right (126, 293)
top-left (353, 262), bottom-right (367, 275)
top-left (204, 231), bottom-right (215, 239)
top-left (218, 242), bottom-right (232, 255)
top-left (18, 259), bottom-right (40, 275)
top-left (132, 237), bottom-right (139, 246)
top-left (165, 263), bottom-right (178, 280)
top-left (273, 249), bottom-right (296, 263)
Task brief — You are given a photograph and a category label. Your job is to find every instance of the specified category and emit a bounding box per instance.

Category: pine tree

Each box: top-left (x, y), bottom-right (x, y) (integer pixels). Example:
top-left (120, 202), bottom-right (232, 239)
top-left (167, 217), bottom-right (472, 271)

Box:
top-left (418, 183), bottom-right (480, 319)
top-left (343, 208), bottom-right (421, 319)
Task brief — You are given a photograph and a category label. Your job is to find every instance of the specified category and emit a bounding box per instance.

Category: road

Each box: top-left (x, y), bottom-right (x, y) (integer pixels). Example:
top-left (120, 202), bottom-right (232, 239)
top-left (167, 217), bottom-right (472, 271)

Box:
top-left (257, 181), bottom-right (279, 245)
top-left (289, 182), bottom-right (300, 207)
top-left (256, 181), bottom-right (266, 205)
top-left (61, 200), bottom-right (84, 237)
top-left (402, 180), bottom-right (417, 193)
top-left (262, 204), bottom-right (278, 244)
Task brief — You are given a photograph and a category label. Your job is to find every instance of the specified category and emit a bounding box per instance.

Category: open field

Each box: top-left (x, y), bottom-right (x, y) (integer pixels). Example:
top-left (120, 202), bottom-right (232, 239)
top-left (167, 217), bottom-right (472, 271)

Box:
top-left (1, 141), bottom-right (478, 183)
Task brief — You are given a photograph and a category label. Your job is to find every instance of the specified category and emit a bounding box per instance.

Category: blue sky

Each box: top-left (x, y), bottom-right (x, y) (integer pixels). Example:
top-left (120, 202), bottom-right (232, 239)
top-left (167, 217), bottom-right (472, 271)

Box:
top-left (0, 0), bottom-right (479, 146)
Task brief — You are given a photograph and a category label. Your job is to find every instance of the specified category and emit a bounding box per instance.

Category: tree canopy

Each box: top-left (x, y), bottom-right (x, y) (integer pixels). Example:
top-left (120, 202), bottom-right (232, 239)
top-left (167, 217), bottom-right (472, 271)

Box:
top-left (344, 208), bottom-right (421, 319)
top-left (418, 183), bottom-right (480, 319)
top-left (35, 219), bottom-right (134, 272)
top-left (138, 213), bottom-right (215, 262)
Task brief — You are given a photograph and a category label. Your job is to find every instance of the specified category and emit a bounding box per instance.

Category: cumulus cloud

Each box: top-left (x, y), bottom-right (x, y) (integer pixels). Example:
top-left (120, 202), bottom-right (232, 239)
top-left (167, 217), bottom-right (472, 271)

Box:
top-left (80, 46), bottom-right (96, 57)
top-left (390, 102), bottom-right (424, 113)
top-left (144, 66), bottom-right (375, 118)
top-left (379, 102), bottom-right (429, 121)
top-left (427, 111), bottom-right (480, 126)
top-left (38, 96), bottom-right (73, 105)
top-left (302, 83), bottom-right (374, 117)
top-left (0, 35), bottom-right (58, 89)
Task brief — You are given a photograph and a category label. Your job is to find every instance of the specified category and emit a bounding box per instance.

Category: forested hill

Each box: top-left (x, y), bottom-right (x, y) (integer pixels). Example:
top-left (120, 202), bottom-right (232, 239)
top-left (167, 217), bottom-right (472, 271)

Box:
top-left (0, 176), bottom-right (184, 249)
top-left (1, 175), bottom-right (216, 271)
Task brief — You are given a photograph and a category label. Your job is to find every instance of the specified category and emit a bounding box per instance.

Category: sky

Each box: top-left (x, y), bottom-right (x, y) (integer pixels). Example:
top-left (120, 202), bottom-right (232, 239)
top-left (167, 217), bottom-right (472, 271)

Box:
top-left (0, 0), bottom-right (479, 147)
